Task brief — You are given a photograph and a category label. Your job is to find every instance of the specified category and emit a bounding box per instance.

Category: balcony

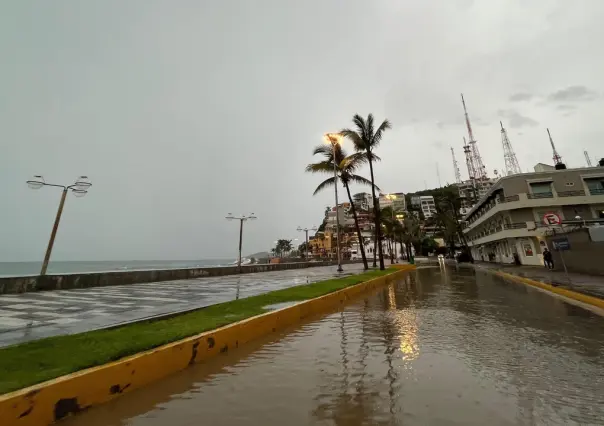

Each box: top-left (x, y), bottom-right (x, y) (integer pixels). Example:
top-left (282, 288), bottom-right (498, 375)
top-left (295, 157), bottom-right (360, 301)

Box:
top-left (504, 222), bottom-right (528, 230)
top-left (557, 190), bottom-right (586, 197)
top-left (589, 188), bottom-right (604, 195)
top-left (527, 192), bottom-right (553, 199)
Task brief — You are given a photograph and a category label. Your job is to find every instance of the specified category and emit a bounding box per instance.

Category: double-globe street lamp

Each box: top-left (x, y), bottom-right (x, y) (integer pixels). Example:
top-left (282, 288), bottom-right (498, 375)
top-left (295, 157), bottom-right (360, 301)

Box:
top-left (225, 213), bottom-right (257, 272)
top-left (297, 226), bottom-right (317, 261)
top-left (26, 175), bottom-right (92, 275)
top-left (324, 133), bottom-right (343, 272)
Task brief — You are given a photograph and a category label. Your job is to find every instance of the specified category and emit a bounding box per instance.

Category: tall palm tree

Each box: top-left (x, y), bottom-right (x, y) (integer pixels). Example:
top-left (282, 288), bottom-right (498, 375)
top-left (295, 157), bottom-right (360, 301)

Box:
top-left (306, 143), bottom-right (377, 270)
top-left (341, 114), bottom-right (391, 270)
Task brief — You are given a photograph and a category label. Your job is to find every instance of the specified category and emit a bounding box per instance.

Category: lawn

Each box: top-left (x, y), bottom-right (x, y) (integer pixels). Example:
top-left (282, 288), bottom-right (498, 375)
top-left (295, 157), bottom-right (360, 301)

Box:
top-left (0, 268), bottom-right (396, 395)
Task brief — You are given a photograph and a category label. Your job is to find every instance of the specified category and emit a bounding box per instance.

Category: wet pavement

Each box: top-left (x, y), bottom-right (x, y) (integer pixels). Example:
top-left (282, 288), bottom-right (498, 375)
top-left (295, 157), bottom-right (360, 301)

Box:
top-left (64, 265), bottom-right (604, 426)
top-left (471, 262), bottom-right (604, 299)
top-left (0, 264), bottom-right (364, 348)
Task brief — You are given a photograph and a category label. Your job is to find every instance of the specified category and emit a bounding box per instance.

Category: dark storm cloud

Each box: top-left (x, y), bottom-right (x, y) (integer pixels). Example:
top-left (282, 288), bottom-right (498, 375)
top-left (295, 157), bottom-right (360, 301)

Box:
top-left (547, 85), bottom-right (599, 102)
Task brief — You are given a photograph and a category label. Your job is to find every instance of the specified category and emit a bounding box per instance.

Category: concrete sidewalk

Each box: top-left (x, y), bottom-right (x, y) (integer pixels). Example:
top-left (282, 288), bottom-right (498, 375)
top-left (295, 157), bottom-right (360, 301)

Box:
top-left (0, 264), bottom-right (365, 348)
top-left (473, 262), bottom-right (604, 300)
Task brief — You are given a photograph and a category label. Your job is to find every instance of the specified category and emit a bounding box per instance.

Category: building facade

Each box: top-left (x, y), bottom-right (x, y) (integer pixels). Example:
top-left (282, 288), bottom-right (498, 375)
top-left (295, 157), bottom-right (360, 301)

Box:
top-left (462, 166), bottom-right (604, 266)
top-left (419, 196), bottom-right (437, 219)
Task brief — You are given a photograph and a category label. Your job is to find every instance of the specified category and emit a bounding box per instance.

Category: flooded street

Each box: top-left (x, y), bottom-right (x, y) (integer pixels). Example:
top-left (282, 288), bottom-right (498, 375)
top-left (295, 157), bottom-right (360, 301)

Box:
top-left (64, 266), bottom-right (604, 426)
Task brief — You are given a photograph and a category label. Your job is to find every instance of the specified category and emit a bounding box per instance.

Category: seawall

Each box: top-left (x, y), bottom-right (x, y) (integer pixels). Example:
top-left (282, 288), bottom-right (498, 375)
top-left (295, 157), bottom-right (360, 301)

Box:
top-left (0, 261), bottom-right (360, 295)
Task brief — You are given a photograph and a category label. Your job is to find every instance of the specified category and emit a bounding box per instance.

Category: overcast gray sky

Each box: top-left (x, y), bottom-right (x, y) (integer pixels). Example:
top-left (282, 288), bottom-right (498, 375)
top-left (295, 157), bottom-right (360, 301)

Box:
top-left (1, 0), bottom-right (603, 261)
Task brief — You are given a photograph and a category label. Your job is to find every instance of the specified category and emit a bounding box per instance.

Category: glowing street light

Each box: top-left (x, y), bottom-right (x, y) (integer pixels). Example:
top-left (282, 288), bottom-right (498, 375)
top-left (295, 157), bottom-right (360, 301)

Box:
top-left (324, 133), bottom-right (344, 272)
top-left (26, 175), bottom-right (92, 275)
top-left (226, 213), bottom-right (257, 272)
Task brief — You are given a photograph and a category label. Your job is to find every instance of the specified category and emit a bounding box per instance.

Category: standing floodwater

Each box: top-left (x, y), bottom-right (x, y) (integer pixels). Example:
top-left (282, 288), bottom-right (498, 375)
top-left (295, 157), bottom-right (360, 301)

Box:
top-left (64, 266), bottom-right (604, 426)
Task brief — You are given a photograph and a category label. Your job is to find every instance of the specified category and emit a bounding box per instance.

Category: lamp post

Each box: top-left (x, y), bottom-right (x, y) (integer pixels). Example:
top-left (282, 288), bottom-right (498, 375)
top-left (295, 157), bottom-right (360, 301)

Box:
top-left (324, 133), bottom-right (344, 272)
top-left (26, 175), bottom-right (91, 276)
top-left (225, 213), bottom-right (257, 272)
top-left (297, 226), bottom-right (317, 262)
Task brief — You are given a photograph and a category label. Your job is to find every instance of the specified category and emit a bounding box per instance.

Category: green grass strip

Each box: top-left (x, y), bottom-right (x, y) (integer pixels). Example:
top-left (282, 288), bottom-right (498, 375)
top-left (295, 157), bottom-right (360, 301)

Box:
top-left (0, 268), bottom-right (396, 395)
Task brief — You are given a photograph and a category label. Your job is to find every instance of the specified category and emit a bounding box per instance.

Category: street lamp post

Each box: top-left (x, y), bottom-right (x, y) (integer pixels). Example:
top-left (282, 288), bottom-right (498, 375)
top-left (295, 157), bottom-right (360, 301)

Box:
top-left (324, 133), bottom-right (344, 272)
top-left (297, 226), bottom-right (317, 262)
top-left (26, 175), bottom-right (91, 276)
top-left (226, 213), bottom-right (257, 272)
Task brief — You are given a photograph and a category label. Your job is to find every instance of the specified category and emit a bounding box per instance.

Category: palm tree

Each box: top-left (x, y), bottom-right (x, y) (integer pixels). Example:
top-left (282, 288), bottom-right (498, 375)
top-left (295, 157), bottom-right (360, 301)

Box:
top-left (341, 114), bottom-right (391, 270)
top-left (305, 143), bottom-right (377, 270)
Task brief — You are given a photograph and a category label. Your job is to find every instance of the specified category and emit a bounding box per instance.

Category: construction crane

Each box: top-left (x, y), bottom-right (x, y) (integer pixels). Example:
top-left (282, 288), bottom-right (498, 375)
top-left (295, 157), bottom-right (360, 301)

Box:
top-left (584, 151), bottom-right (593, 167)
top-left (547, 128), bottom-right (566, 169)
top-left (500, 121), bottom-right (522, 175)
top-left (451, 147), bottom-right (462, 184)
top-left (461, 94), bottom-right (488, 180)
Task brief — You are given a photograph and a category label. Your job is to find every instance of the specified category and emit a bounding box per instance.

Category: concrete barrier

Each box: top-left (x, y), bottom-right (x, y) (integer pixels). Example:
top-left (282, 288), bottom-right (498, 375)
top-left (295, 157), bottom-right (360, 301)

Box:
top-left (0, 265), bottom-right (415, 426)
top-left (0, 261), bottom-right (362, 295)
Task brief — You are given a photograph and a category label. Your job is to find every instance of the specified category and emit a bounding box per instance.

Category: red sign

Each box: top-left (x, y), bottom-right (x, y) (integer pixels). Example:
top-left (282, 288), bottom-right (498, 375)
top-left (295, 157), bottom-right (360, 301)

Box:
top-left (543, 212), bottom-right (562, 226)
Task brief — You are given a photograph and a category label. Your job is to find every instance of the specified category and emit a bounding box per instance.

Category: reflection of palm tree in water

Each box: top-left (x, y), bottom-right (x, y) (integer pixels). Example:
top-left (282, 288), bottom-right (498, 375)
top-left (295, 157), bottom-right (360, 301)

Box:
top-left (312, 305), bottom-right (392, 425)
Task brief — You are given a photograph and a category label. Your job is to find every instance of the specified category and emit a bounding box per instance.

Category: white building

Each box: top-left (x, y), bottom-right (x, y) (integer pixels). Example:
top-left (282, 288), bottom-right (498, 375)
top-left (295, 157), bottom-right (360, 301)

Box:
top-left (419, 196), bottom-right (437, 218)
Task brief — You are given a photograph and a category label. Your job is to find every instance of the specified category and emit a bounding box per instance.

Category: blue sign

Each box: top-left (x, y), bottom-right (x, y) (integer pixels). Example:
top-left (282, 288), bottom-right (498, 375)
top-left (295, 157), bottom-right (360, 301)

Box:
top-left (552, 237), bottom-right (571, 251)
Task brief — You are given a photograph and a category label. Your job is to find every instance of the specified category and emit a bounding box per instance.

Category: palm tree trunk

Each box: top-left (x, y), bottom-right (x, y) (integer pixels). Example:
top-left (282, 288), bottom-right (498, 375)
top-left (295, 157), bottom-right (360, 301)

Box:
top-left (345, 184), bottom-right (369, 270)
top-left (398, 236), bottom-right (405, 261)
top-left (372, 226), bottom-right (377, 267)
top-left (367, 158), bottom-right (385, 270)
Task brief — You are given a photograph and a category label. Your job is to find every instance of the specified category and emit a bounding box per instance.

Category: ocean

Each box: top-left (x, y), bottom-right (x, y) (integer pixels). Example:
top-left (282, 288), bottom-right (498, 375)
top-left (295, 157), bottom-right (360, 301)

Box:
top-left (0, 259), bottom-right (234, 277)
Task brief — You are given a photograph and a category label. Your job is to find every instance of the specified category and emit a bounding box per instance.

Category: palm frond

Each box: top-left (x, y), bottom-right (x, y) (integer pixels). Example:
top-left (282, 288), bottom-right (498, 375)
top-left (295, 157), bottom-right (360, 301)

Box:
top-left (340, 128), bottom-right (365, 152)
top-left (348, 174), bottom-right (379, 191)
top-left (352, 114), bottom-right (366, 140)
top-left (371, 119), bottom-right (392, 149)
top-left (311, 144), bottom-right (333, 158)
top-left (305, 161), bottom-right (333, 174)
top-left (313, 177), bottom-right (336, 195)
top-left (366, 114), bottom-right (374, 142)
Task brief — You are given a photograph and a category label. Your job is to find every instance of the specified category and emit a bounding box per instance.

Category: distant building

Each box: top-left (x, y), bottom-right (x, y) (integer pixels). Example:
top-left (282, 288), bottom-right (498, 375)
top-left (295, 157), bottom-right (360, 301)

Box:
top-left (533, 163), bottom-right (556, 173)
top-left (352, 192), bottom-right (373, 211)
top-left (455, 178), bottom-right (497, 214)
top-left (419, 196), bottom-right (437, 218)
top-left (463, 165), bottom-right (604, 266)
top-left (378, 192), bottom-right (406, 212)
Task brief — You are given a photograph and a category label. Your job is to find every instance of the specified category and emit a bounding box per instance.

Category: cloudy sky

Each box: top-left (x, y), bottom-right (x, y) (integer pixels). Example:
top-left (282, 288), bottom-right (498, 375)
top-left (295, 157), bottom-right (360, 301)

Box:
top-left (1, 0), bottom-right (603, 261)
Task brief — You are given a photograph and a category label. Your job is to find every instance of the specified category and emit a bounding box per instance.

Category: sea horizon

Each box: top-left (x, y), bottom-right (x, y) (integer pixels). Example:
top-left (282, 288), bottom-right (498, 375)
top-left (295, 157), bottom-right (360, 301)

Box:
top-left (0, 259), bottom-right (237, 277)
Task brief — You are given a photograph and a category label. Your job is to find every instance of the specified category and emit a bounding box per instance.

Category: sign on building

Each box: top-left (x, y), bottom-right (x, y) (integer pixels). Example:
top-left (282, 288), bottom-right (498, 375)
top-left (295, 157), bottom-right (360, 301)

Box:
top-left (552, 237), bottom-right (571, 251)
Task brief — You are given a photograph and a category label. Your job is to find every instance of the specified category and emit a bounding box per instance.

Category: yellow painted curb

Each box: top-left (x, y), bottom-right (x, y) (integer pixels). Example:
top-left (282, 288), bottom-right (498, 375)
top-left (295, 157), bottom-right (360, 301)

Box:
top-left (494, 270), bottom-right (604, 310)
top-left (0, 266), bottom-right (416, 426)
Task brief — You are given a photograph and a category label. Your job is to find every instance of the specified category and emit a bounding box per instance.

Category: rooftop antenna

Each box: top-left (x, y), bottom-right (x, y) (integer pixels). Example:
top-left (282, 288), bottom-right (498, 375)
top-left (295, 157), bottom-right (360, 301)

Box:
top-left (461, 94), bottom-right (488, 180)
top-left (436, 163), bottom-right (442, 187)
top-left (451, 147), bottom-right (462, 184)
top-left (463, 137), bottom-right (478, 203)
top-left (584, 150), bottom-right (593, 167)
top-left (547, 128), bottom-right (566, 169)
top-left (500, 121), bottom-right (522, 175)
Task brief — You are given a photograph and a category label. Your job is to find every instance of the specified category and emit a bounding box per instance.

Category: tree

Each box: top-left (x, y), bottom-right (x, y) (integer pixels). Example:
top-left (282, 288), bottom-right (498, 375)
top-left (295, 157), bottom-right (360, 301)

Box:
top-left (341, 114), bottom-right (391, 270)
top-left (305, 143), bottom-right (377, 270)
top-left (274, 239), bottom-right (293, 258)
top-left (298, 242), bottom-right (309, 259)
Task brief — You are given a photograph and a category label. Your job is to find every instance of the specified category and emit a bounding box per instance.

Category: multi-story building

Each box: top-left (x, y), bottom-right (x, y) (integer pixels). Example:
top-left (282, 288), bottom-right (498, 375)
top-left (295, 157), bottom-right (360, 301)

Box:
top-left (352, 192), bottom-right (373, 211)
top-left (378, 192), bottom-right (407, 212)
top-left (456, 178), bottom-right (497, 215)
top-left (463, 165), bottom-right (604, 266)
top-left (419, 196), bottom-right (437, 219)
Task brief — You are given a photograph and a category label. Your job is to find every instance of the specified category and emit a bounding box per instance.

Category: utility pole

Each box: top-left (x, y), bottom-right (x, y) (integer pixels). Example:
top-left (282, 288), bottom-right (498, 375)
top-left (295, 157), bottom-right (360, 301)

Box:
top-left (225, 213), bottom-right (257, 272)
top-left (297, 226), bottom-right (317, 262)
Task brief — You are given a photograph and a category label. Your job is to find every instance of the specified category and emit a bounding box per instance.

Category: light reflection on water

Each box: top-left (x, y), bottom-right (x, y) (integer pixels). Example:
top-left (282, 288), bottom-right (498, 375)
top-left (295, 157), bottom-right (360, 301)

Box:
top-left (64, 267), bottom-right (604, 426)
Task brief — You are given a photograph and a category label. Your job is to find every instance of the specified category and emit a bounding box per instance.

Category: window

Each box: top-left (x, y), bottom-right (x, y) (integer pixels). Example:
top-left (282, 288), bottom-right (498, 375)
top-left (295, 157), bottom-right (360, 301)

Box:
top-left (529, 182), bottom-right (552, 195)
top-left (585, 178), bottom-right (604, 195)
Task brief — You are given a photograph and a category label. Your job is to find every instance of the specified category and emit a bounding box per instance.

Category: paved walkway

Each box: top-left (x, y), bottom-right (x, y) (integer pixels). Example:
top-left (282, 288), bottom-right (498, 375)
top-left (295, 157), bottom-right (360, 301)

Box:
top-left (0, 264), bottom-right (365, 348)
top-left (470, 262), bottom-right (604, 300)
